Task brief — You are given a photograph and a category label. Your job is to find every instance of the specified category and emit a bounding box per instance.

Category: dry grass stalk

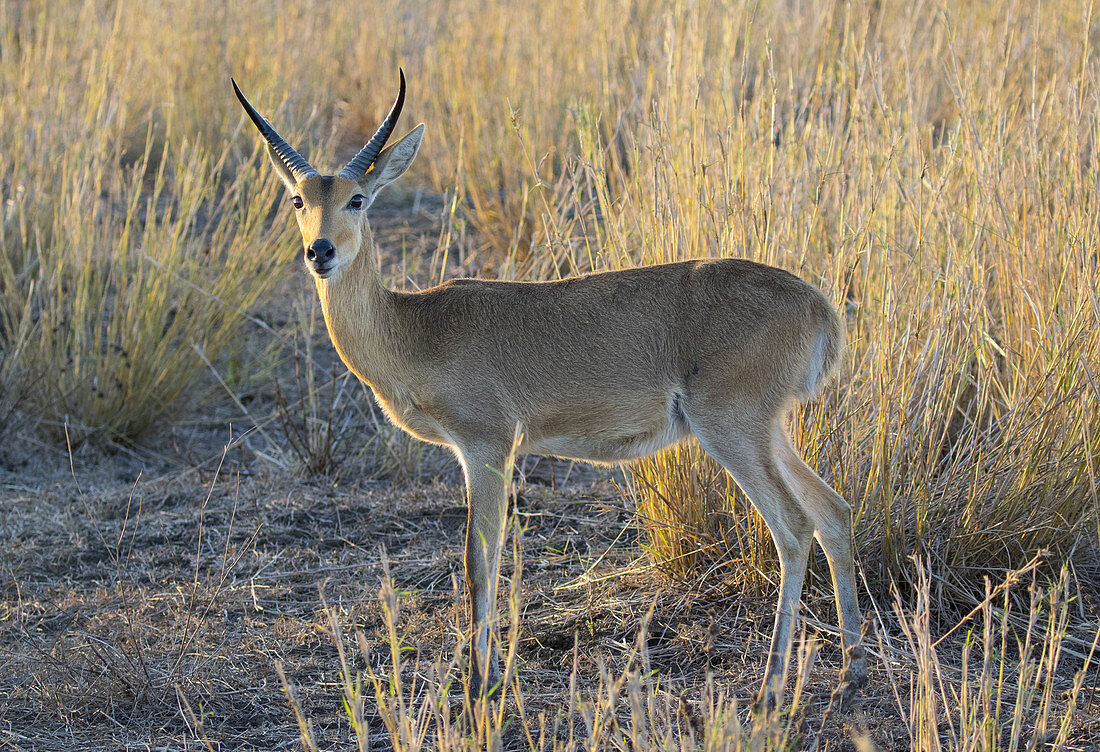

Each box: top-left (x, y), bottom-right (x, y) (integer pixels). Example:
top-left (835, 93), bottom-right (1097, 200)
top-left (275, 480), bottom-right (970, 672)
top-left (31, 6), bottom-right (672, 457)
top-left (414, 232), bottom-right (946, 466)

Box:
top-left (281, 556), bottom-right (1097, 751)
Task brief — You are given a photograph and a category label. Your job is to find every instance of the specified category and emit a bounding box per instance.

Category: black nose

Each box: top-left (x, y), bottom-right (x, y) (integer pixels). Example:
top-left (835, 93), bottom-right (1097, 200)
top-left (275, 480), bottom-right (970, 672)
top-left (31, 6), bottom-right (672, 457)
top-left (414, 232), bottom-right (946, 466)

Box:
top-left (306, 239), bottom-right (335, 263)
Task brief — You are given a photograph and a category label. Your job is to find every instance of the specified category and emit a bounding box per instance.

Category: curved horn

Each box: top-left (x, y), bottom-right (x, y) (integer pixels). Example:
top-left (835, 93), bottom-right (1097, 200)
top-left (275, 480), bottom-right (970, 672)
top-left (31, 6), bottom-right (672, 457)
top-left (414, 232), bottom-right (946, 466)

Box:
top-left (338, 69), bottom-right (406, 181)
top-left (232, 78), bottom-right (319, 181)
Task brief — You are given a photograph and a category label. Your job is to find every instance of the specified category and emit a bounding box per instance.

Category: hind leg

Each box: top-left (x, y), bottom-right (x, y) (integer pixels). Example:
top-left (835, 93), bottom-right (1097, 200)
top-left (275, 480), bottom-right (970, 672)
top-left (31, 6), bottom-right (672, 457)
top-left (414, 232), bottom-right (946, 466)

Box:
top-left (774, 430), bottom-right (866, 703)
top-left (691, 418), bottom-right (815, 708)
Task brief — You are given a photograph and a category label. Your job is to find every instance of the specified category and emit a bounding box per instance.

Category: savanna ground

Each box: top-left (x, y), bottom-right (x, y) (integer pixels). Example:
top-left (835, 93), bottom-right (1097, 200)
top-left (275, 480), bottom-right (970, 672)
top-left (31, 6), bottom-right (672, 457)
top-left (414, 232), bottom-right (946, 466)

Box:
top-left (2, 0), bottom-right (1100, 749)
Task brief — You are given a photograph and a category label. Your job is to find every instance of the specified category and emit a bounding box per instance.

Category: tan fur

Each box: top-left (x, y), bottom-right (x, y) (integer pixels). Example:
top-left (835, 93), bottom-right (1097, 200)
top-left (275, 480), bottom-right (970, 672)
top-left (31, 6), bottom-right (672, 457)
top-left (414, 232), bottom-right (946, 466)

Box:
top-left (248, 94), bottom-right (866, 707)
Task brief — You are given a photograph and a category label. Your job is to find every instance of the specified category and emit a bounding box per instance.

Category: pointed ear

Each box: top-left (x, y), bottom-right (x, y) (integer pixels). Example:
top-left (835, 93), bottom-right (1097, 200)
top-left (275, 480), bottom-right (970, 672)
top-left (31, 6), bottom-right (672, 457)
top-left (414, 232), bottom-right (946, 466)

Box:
top-left (359, 124), bottom-right (424, 206)
top-left (266, 145), bottom-right (298, 191)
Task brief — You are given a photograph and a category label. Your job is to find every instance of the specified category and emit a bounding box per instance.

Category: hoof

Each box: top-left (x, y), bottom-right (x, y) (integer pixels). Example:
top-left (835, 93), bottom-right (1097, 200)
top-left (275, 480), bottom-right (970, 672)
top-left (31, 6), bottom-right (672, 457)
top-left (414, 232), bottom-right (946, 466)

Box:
top-left (829, 642), bottom-right (868, 714)
top-left (468, 657), bottom-right (502, 699)
top-left (752, 685), bottom-right (780, 715)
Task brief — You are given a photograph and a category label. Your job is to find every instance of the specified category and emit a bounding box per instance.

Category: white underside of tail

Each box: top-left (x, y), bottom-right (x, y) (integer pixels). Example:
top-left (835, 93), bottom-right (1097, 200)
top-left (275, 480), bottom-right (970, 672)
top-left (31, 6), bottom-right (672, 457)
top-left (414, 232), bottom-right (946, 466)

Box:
top-left (801, 324), bottom-right (831, 399)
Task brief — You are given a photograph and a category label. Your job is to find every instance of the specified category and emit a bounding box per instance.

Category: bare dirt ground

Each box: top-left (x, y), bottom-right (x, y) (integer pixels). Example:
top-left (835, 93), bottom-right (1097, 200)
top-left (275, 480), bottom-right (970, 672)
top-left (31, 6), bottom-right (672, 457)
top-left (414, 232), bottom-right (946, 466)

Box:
top-left (0, 193), bottom-right (1094, 751)
top-left (1, 450), bottom-right (911, 751)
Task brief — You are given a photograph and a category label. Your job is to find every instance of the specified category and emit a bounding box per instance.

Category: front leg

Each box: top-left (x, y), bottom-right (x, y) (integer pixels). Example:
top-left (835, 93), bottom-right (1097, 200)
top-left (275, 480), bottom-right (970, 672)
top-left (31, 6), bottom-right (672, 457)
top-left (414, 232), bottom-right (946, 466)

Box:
top-left (458, 440), bottom-right (516, 696)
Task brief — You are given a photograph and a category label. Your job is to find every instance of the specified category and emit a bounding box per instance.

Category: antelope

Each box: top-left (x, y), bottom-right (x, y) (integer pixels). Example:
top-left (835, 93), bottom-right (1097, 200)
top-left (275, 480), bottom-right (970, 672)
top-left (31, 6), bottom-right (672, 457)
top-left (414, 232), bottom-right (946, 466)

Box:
top-left (233, 71), bottom-right (866, 708)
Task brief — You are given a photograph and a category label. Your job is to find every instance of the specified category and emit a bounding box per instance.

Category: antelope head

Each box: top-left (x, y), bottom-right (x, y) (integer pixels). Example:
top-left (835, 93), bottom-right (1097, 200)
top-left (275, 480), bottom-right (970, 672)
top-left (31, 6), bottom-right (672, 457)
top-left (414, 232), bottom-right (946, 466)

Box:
top-left (232, 70), bottom-right (424, 281)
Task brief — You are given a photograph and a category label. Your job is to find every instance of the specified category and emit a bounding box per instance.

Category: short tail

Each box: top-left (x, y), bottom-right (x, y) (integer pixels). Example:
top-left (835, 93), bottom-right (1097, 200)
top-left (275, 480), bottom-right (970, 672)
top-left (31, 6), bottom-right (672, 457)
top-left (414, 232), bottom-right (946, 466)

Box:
top-left (799, 299), bottom-right (845, 400)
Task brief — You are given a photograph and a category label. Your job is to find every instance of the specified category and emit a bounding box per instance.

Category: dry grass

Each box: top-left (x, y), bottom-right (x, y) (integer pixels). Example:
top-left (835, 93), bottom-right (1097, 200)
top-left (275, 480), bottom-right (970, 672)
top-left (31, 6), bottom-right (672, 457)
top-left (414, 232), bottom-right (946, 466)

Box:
top-left (2, 0), bottom-right (1099, 749)
top-left (549, 0), bottom-right (1100, 606)
top-left (0, 1), bottom-right (303, 441)
top-left (303, 555), bottom-right (1100, 752)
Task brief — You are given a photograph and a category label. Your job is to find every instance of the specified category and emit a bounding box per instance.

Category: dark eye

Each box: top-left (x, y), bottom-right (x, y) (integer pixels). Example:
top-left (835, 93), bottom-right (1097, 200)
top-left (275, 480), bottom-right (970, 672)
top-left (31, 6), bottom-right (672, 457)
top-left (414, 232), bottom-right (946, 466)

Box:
top-left (347, 195), bottom-right (365, 210)
top-left (291, 196), bottom-right (304, 210)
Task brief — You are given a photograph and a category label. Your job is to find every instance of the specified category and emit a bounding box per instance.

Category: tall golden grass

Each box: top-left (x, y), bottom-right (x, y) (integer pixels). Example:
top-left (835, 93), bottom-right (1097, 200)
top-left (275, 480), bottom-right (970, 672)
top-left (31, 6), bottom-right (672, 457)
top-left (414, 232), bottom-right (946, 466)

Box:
top-left (444, 0), bottom-right (1100, 602)
top-left (0, 1), bottom-right (308, 440)
top-left (1, 0), bottom-right (1096, 613)
top-left (593, 0), bottom-right (1100, 603)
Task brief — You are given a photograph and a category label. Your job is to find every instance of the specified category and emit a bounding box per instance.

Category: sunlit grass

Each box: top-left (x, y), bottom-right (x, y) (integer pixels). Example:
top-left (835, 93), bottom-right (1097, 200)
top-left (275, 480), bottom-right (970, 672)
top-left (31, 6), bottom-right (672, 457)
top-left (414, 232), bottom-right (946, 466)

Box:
top-left (0, 2), bottom-right (303, 441)
top-left (267, 558), bottom-right (1098, 752)
top-left (543, 0), bottom-right (1100, 605)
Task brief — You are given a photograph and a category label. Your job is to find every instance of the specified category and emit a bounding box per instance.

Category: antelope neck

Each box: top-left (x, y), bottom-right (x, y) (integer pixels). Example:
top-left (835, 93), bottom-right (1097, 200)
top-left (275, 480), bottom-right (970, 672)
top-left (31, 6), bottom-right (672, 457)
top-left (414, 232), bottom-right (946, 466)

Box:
top-left (314, 231), bottom-right (397, 390)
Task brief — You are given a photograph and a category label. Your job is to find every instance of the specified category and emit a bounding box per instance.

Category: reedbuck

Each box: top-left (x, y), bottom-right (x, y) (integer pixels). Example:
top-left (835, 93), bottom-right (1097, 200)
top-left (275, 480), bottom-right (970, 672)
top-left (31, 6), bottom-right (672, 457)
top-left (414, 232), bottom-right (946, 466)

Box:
top-left (233, 71), bottom-right (866, 708)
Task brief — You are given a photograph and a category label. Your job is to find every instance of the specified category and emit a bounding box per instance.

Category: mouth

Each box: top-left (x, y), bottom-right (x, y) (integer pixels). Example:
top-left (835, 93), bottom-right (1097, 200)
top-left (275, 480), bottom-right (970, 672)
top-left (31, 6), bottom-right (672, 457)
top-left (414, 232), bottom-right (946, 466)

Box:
top-left (309, 263), bottom-right (335, 279)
